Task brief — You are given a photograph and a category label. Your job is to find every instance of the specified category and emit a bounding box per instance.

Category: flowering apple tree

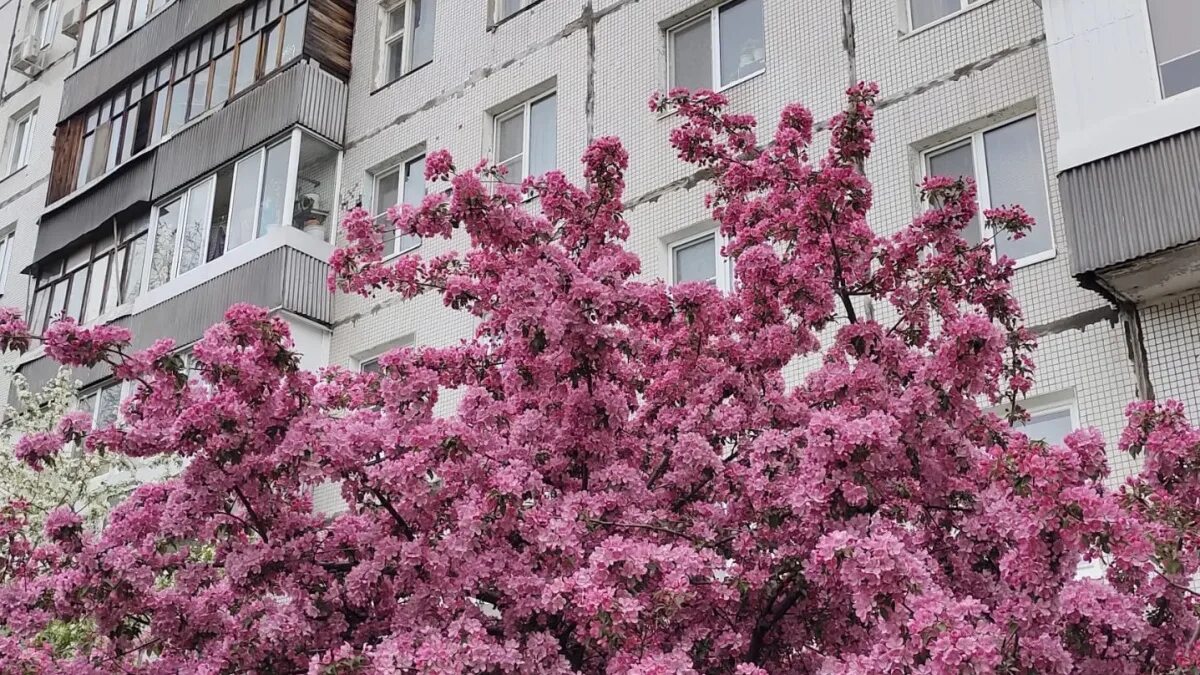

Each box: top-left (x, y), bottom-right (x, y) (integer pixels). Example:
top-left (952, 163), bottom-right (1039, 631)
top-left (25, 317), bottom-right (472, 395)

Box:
top-left (2, 84), bottom-right (1200, 673)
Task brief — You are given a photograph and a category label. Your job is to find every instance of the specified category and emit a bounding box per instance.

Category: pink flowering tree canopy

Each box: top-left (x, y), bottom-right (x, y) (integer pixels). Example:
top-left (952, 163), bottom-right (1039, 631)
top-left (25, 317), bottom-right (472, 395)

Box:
top-left (2, 84), bottom-right (1200, 673)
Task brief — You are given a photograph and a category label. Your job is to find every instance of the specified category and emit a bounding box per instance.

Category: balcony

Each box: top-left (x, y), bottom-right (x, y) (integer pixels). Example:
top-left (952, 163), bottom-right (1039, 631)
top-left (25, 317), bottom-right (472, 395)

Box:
top-left (36, 60), bottom-right (347, 267)
top-left (1060, 126), bottom-right (1200, 302)
top-left (17, 226), bottom-right (333, 393)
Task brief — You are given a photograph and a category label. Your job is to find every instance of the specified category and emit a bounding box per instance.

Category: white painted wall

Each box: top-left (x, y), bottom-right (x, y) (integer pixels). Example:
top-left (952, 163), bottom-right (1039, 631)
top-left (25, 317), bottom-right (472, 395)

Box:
top-left (283, 312), bottom-right (331, 372)
top-left (1044, 0), bottom-right (1200, 170)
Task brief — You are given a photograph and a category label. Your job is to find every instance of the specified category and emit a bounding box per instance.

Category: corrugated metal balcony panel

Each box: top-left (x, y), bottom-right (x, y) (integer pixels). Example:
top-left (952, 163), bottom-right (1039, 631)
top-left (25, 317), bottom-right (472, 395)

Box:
top-left (1061, 127), bottom-right (1200, 275)
top-left (151, 61), bottom-right (348, 202)
top-left (33, 151), bottom-right (156, 264)
top-left (15, 244), bottom-right (332, 393)
top-left (58, 0), bottom-right (245, 123)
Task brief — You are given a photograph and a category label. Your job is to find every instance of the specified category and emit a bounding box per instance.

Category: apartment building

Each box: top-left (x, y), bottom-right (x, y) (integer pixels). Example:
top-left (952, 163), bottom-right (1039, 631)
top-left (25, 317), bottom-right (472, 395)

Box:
top-left (0, 0), bottom-right (76, 406)
top-left (2, 0), bottom-right (1191, 484)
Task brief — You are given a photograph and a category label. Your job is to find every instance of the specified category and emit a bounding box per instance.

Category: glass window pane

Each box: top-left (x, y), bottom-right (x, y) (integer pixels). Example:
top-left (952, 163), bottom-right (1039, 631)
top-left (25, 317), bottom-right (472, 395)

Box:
top-left (257, 140), bottom-right (291, 237)
top-left (106, 115), bottom-right (124, 170)
top-left (376, 169), bottom-right (400, 214)
top-left (149, 199), bottom-right (181, 289)
top-left (528, 94), bottom-right (557, 177)
top-left (120, 234), bottom-right (147, 303)
top-left (1160, 52), bottom-right (1200, 98)
top-left (84, 255), bottom-right (112, 321)
top-left (66, 269), bottom-right (87, 321)
top-left (397, 155), bottom-right (425, 253)
top-left (388, 4), bottom-right (406, 35)
top-left (168, 81), bottom-right (189, 134)
top-left (1148, 0), bottom-right (1200, 63)
top-left (188, 68), bottom-right (210, 120)
top-left (671, 16), bottom-right (712, 90)
top-left (411, 0), bottom-right (435, 68)
top-left (227, 151), bottom-right (263, 250)
top-left (718, 0), bottom-right (765, 86)
top-left (235, 34), bottom-right (259, 93)
top-left (497, 0), bottom-right (521, 21)
top-left (673, 234), bottom-right (717, 284)
top-left (927, 141), bottom-right (981, 245)
top-left (212, 52), bottom-right (233, 108)
top-left (97, 6), bottom-right (115, 51)
top-left (281, 7), bottom-right (305, 63)
top-left (151, 88), bottom-right (168, 144)
top-left (115, 0), bottom-right (133, 36)
top-left (909, 0), bottom-right (960, 29)
top-left (178, 179), bottom-right (214, 275)
top-left (1016, 407), bottom-right (1073, 446)
top-left (984, 116), bottom-right (1053, 263)
top-left (95, 384), bottom-right (121, 427)
top-left (89, 123), bottom-right (112, 181)
top-left (496, 109), bottom-right (524, 165)
top-left (30, 287), bottom-right (49, 334)
top-left (386, 36), bottom-right (404, 81)
top-left (208, 166), bottom-right (235, 262)
top-left (262, 22), bottom-right (281, 74)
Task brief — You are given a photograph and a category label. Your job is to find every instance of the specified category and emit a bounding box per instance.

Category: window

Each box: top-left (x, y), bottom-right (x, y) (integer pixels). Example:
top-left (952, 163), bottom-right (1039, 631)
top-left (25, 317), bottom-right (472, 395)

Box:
top-left (1147, 0), bottom-right (1200, 98)
top-left (0, 231), bottom-right (13, 295)
top-left (78, 381), bottom-right (125, 427)
top-left (668, 0), bottom-right (765, 91)
top-left (29, 0), bottom-right (58, 48)
top-left (374, 154), bottom-right (425, 256)
top-left (493, 92), bottom-right (556, 183)
top-left (76, 0), bottom-right (174, 65)
top-left (669, 230), bottom-right (731, 291)
top-left (359, 356), bottom-right (383, 374)
top-left (907, 0), bottom-right (983, 31)
top-left (378, 0), bottom-right (435, 86)
top-left (28, 218), bottom-right (149, 334)
top-left (5, 107), bottom-right (36, 175)
top-left (69, 1), bottom-right (307, 193)
top-left (924, 114), bottom-right (1054, 267)
top-left (492, 0), bottom-right (535, 23)
top-left (1013, 399), bottom-right (1077, 446)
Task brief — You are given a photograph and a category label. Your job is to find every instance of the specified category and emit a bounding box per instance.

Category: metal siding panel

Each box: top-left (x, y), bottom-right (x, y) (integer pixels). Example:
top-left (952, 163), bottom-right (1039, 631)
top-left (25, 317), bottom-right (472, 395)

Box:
top-left (150, 62), bottom-right (346, 201)
top-left (35, 153), bottom-right (157, 263)
top-left (59, 0), bottom-right (246, 123)
top-left (1061, 127), bottom-right (1200, 274)
top-left (282, 248), bottom-right (333, 323)
top-left (15, 247), bottom-right (330, 394)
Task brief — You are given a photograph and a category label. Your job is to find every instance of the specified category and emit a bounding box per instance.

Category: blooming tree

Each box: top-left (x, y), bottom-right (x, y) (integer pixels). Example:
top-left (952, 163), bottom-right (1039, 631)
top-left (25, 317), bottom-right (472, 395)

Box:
top-left (0, 368), bottom-right (143, 544)
top-left (1, 84), bottom-right (1200, 673)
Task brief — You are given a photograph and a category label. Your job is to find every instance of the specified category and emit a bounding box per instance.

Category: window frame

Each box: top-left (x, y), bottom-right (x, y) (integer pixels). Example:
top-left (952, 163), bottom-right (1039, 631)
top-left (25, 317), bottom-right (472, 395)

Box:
top-left (921, 112), bottom-right (1056, 269)
top-left (28, 219), bottom-right (149, 333)
top-left (5, 107), bottom-right (36, 175)
top-left (666, 0), bottom-right (767, 93)
top-left (1010, 396), bottom-right (1079, 446)
top-left (78, 380), bottom-right (129, 427)
top-left (491, 0), bottom-right (536, 25)
top-left (667, 229), bottom-right (732, 292)
top-left (0, 230), bottom-right (14, 296)
top-left (492, 90), bottom-right (556, 183)
top-left (30, 0), bottom-right (58, 48)
top-left (69, 1), bottom-right (307, 195)
top-left (377, 0), bottom-right (433, 87)
top-left (76, 0), bottom-right (174, 66)
top-left (905, 0), bottom-right (982, 33)
top-left (372, 152), bottom-right (426, 257)
top-left (1144, 0), bottom-right (1200, 100)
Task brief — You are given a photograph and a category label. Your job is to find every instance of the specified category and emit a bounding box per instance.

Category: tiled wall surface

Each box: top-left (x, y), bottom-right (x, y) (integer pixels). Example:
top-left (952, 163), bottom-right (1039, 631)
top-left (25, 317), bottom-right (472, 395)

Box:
top-left (330, 0), bottom-right (1170, 480)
